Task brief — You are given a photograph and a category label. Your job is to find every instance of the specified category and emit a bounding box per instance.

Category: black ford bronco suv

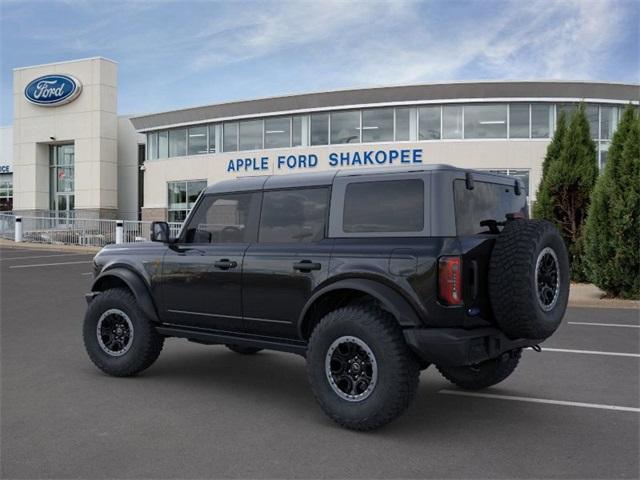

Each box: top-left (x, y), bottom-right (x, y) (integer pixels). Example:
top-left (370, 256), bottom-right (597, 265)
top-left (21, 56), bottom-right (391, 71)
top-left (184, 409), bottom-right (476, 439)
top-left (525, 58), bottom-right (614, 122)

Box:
top-left (83, 165), bottom-right (569, 430)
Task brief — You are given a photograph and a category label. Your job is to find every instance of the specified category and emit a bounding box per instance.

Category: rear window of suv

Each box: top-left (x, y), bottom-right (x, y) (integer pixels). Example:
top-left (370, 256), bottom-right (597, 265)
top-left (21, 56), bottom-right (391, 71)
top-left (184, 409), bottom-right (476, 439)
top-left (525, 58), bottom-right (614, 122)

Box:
top-left (343, 179), bottom-right (424, 233)
top-left (454, 179), bottom-right (526, 235)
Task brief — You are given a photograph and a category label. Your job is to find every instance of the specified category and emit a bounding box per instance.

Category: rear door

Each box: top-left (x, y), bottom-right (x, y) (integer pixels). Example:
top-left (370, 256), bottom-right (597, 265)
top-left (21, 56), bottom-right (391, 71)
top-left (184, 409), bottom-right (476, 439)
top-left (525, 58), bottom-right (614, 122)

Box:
top-left (241, 186), bottom-right (333, 338)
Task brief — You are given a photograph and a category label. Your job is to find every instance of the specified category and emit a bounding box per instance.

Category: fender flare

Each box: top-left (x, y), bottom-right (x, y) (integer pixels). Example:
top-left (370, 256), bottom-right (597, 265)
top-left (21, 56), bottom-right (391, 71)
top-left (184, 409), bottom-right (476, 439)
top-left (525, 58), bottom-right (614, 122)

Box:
top-left (298, 278), bottom-right (422, 337)
top-left (91, 267), bottom-right (159, 322)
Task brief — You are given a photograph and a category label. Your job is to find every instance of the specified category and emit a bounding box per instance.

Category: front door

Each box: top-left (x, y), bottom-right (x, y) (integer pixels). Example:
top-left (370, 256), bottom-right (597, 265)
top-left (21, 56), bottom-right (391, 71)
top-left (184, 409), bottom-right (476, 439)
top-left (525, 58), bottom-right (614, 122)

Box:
top-left (161, 191), bottom-right (261, 331)
top-left (242, 187), bottom-right (332, 338)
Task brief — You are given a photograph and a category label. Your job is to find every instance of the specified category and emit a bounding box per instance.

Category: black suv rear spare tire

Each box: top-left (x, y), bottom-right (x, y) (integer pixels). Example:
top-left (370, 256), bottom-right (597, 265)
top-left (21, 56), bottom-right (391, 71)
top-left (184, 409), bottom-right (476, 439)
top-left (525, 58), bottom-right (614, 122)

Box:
top-left (307, 305), bottom-right (420, 431)
top-left (489, 219), bottom-right (569, 340)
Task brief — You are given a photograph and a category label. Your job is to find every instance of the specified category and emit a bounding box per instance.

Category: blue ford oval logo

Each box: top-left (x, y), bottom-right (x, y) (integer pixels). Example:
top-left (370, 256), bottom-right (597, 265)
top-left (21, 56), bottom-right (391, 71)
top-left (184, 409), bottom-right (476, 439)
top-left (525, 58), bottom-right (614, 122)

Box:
top-left (24, 74), bottom-right (82, 106)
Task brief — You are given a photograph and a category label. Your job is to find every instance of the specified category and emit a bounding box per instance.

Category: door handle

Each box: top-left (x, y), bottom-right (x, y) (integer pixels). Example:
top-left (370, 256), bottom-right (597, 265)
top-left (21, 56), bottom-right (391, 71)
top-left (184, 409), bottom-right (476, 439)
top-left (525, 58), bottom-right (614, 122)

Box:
top-left (214, 259), bottom-right (238, 270)
top-left (293, 260), bottom-right (321, 272)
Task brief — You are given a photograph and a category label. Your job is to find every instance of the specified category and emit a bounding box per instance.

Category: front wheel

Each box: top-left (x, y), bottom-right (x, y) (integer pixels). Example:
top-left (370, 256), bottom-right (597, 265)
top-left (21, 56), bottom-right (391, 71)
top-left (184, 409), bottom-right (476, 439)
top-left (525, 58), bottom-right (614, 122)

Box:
top-left (307, 305), bottom-right (420, 431)
top-left (436, 349), bottom-right (522, 390)
top-left (83, 288), bottom-right (164, 377)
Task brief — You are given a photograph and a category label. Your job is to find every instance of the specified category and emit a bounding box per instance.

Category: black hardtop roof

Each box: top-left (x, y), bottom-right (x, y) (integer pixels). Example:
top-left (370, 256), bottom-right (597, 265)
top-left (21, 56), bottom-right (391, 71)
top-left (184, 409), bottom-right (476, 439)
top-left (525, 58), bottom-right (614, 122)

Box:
top-left (203, 165), bottom-right (514, 194)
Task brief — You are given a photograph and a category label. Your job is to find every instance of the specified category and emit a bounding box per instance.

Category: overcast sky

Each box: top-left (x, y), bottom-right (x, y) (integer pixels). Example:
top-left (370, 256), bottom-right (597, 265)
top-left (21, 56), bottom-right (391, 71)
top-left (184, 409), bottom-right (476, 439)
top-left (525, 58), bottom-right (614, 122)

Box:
top-left (1, 0), bottom-right (638, 126)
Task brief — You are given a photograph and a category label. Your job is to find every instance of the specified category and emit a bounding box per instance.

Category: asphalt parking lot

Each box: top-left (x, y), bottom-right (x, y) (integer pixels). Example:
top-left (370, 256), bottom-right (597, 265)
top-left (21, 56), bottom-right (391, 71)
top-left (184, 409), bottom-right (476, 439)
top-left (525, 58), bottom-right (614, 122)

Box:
top-left (1, 245), bottom-right (638, 479)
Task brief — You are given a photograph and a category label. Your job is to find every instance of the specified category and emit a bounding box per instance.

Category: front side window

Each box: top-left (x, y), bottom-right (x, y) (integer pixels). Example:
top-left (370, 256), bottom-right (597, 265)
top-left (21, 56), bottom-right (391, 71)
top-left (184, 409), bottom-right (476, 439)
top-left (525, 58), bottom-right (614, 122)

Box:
top-left (509, 104), bottom-right (529, 138)
top-left (239, 120), bottom-right (263, 150)
top-left (362, 108), bottom-right (393, 143)
top-left (330, 110), bottom-right (360, 144)
top-left (259, 188), bottom-right (329, 243)
top-left (187, 126), bottom-right (208, 155)
top-left (223, 122), bottom-right (238, 152)
top-left (265, 117), bottom-right (291, 149)
top-left (169, 128), bottom-right (187, 157)
top-left (168, 180), bottom-right (207, 223)
top-left (183, 192), bottom-right (260, 244)
top-left (464, 104), bottom-right (507, 139)
top-left (310, 113), bottom-right (329, 145)
top-left (419, 106), bottom-right (441, 140)
top-left (442, 106), bottom-right (463, 139)
top-left (343, 179), bottom-right (424, 233)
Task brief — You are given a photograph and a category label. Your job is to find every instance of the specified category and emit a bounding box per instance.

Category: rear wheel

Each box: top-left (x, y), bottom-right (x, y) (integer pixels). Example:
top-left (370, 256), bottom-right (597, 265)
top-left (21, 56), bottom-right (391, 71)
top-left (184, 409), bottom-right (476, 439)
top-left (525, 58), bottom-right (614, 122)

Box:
top-left (307, 305), bottom-right (420, 431)
top-left (225, 344), bottom-right (263, 355)
top-left (83, 288), bottom-right (164, 377)
top-left (437, 349), bottom-right (522, 390)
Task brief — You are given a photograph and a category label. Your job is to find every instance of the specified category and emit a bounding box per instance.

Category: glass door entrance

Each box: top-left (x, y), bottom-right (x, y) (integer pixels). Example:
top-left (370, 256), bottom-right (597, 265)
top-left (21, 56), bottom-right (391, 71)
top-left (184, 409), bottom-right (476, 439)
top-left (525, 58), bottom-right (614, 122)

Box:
top-left (50, 144), bottom-right (75, 221)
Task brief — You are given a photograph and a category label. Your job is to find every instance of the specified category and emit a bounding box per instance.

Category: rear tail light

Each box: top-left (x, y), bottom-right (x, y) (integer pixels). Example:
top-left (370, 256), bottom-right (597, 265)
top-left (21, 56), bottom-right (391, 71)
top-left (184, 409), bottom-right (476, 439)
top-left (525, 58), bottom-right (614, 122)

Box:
top-left (438, 256), bottom-right (463, 306)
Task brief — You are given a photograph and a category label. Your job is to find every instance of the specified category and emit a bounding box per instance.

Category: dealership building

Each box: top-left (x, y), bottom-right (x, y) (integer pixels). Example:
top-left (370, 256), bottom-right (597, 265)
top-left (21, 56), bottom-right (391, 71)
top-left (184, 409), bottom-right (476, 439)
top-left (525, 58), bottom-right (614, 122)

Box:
top-left (4, 57), bottom-right (638, 221)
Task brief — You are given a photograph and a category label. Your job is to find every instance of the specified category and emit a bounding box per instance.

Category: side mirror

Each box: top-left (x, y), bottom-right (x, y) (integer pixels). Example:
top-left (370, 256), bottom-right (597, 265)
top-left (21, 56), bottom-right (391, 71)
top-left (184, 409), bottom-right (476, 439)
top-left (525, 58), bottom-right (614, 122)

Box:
top-left (150, 221), bottom-right (170, 243)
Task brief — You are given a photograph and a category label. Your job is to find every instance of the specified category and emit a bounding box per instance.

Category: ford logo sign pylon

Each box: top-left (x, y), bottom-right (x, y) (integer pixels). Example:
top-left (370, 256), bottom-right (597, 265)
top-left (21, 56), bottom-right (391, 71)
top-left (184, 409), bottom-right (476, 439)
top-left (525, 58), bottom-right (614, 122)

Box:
top-left (24, 74), bottom-right (82, 106)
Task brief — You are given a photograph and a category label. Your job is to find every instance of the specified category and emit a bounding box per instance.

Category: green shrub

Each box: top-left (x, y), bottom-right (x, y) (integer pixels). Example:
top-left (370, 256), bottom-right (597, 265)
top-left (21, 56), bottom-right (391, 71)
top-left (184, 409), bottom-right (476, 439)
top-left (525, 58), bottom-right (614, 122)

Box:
top-left (533, 112), bottom-right (567, 220)
top-left (584, 106), bottom-right (640, 298)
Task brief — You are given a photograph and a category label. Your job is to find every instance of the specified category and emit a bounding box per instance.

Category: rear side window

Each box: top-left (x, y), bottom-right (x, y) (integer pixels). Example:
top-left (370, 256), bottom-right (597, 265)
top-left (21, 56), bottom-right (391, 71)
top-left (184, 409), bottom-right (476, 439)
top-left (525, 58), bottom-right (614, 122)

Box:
top-left (259, 188), bottom-right (329, 243)
top-left (454, 180), bottom-right (526, 235)
top-left (343, 179), bottom-right (424, 233)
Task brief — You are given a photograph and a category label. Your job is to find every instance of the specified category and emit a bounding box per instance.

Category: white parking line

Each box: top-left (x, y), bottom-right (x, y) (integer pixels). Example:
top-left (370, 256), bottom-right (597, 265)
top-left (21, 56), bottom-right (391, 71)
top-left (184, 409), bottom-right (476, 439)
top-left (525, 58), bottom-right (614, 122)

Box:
top-left (438, 390), bottom-right (640, 413)
top-left (536, 347), bottom-right (640, 358)
top-left (81, 272), bottom-right (93, 276)
top-left (9, 261), bottom-right (92, 269)
top-left (1, 253), bottom-right (92, 261)
top-left (568, 321), bottom-right (640, 328)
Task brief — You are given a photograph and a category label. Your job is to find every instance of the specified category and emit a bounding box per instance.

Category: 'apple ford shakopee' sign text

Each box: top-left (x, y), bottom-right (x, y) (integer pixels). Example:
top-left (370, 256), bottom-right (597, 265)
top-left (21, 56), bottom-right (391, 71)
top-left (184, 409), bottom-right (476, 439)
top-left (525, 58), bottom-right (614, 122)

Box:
top-left (24, 75), bottom-right (82, 106)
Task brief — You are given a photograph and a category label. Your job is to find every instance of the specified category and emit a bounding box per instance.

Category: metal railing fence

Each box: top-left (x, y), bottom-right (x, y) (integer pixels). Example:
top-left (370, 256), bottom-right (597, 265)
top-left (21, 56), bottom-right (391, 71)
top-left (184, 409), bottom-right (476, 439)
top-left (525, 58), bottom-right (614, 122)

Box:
top-left (0, 214), bottom-right (184, 248)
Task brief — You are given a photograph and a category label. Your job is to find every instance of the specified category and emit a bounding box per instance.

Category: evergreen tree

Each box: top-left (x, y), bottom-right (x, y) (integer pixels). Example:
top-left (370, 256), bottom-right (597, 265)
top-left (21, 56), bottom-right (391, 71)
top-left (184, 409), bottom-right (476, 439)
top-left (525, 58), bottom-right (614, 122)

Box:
top-left (584, 106), bottom-right (640, 298)
top-left (538, 104), bottom-right (598, 281)
top-left (533, 111), bottom-right (567, 220)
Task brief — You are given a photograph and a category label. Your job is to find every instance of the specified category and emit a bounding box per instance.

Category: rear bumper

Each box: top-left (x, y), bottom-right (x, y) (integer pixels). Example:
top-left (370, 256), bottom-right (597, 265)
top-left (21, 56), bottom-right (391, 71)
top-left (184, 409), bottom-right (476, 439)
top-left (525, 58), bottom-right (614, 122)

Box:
top-left (403, 327), bottom-right (540, 367)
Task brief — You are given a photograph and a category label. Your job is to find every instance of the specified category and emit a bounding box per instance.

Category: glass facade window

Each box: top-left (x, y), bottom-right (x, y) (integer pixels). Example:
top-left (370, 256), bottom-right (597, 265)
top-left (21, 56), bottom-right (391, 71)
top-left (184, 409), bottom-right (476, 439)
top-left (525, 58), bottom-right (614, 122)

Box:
top-left (600, 106), bottom-right (619, 140)
top-left (310, 113), bottom-right (329, 145)
top-left (586, 104), bottom-right (599, 139)
top-left (361, 108), bottom-right (394, 143)
top-left (147, 132), bottom-right (158, 160)
top-left (531, 104), bottom-right (552, 138)
top-left (187, 126), bottom-right (208, 156)
top-left (158, 131), bottom-right (168, 159)
top-left (509, 104), bottom-right (529, 138)
top-left (239, 120), bottom-right (263, 150)
top-left (265, 117), bottom-right (291, 149)
top-left (0, 173), bottom-right (13, 211)
top-left (292, 116), bottom-right (303, 147)
top-left (395, 107), bottom-right (411, 141)
top-left (49, 144), bottom-right (75, 219)
top-left (330, 110), bottom-right (360, 144)
top-left (167, 180), bottom-right (207, 223)
top-left (208, 124), bottom-right (217, 153)
top-left (223, 122), bottom-right (238, 152)
top-left (464, 104), bottom-right (507, 139)
top-left (169, 128), bottom-right (187, 157)
top-left (442, 106), bottom-right (463, 139)
top-left (486, 169), bottom-right (530, 196)
top-left (599, 143), bottom-right (610, 170)
top-left (419, 106), bottom-right (441, 140)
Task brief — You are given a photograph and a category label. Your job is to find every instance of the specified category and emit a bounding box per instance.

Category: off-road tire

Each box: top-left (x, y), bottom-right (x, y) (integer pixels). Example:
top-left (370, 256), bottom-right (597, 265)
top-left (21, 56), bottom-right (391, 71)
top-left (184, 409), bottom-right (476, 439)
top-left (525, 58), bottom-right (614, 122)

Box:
top-left (83, 288), bottom-right (164, 377)
top-left (437, 349), bottom-right (522, 390)
top-left (225, 344), bottom-right (263, 355)
top-left (307, 305), bottom-right (420, 431)
top-left (489, 219), bottom-right (569, 340)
